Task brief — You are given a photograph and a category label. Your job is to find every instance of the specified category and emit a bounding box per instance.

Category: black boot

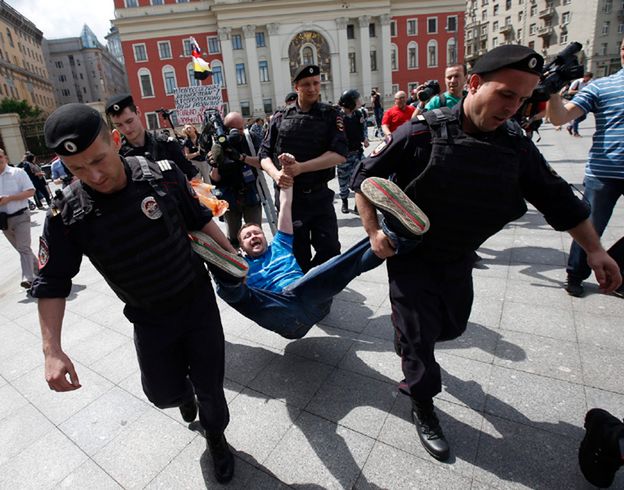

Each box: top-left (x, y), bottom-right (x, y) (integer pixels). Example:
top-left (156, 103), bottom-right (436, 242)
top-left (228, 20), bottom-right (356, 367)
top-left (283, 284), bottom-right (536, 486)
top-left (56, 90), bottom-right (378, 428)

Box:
top-left (565, 275), bottom-right (584, 297)
top-left (341, 198), bottom-right (349, 214)
top-left (179, 397), bottom-right (198, 423)
top-left (207, 433), bottom-right (235, 483)
top-left (412, 399), bottom-right (450, 461)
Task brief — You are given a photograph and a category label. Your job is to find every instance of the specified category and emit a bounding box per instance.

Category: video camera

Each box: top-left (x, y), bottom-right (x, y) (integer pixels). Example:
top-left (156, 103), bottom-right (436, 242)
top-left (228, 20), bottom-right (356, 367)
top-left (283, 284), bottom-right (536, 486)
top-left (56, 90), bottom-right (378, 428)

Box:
top-left (199, 109), bottom-right (243, 168)
top-left (531, 42), bottom-right (584, 102)
top-left (418, 80), bottom-right (441, 102)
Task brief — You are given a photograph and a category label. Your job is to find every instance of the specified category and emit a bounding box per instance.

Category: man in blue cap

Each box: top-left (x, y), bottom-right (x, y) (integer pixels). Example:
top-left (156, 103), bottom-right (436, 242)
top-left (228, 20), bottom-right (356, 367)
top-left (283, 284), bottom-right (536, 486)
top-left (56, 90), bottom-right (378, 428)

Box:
top-left (352, 44), bottom-right (621, 461)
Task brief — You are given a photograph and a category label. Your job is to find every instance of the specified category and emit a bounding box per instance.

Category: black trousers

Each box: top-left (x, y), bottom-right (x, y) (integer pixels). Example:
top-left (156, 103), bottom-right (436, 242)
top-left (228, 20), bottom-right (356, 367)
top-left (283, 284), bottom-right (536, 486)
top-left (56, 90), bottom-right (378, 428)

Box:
top-left (291, 186), bottom-right (341, 273)
top-left (124, 278), bottom-right (229, 435)
top-left (388, 253), bottom-right (474, 401)
top-left (608, 236), bottom-right (624, 272)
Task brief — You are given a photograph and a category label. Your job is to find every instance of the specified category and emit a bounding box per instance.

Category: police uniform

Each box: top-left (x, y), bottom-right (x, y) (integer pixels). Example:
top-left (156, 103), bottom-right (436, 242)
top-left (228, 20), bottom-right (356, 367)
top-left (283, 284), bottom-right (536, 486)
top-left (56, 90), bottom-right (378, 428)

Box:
top-left (30, 104), bottom-right (229, 439)
top-left (338, 90), bottom-right (367, 209)
top-left (351, 45), bottom-right (590, 459)
top-left (105, 94), bottom-right (199, 181)
top-left (259, 65), bottom-right (348, 272)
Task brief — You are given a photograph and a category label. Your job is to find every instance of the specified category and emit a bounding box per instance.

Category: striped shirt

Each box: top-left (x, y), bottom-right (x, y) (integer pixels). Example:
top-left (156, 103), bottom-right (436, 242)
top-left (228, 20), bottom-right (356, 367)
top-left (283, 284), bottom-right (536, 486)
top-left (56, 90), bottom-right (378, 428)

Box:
top-left (246, 231), bottom-right (303, 293)
top-left (570, 68), bottom-right (624, 179)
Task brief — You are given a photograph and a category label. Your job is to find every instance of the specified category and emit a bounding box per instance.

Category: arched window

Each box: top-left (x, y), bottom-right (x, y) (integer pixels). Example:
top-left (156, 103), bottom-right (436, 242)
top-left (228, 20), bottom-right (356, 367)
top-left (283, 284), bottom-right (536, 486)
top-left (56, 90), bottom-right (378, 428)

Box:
top-left (187, 62), bottom-right (200, 87)
top-left (427, 40), bottom-right (438, 67)
top-left (300, 44), bottom-right (317, 66)
top-left (162, 65), bottom-right (177, 95)
top-left (211, 60), bottom-right (224, 87)
top-left (137, 67), bottom-right (154, 97)
top-left (407, 41), bottom-right (418, 69)
top-left (447, 38), bottom-right (457, 65)
top-left (391, 43), bottom-right (398, 71)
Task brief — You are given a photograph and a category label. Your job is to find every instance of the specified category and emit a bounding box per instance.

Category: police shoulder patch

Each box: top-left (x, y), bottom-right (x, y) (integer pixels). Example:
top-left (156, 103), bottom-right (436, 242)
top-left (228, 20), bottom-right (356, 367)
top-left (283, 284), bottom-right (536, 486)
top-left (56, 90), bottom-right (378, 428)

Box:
top-left (371, 135), bottom-right (392, 157)
top-left (336, 115), bottom-right (344, 131)
top-left (38, 237), bottom-right (49, 269)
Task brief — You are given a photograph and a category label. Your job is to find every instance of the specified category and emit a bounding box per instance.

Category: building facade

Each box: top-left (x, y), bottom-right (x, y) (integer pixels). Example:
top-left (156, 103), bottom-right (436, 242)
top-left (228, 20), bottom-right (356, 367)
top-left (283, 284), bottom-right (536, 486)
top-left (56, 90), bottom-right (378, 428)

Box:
top-left (465, 0), bottom-right (624, 76)
top-left (44, 25), bottom-right (130, 107)
top-left (0, 0), bottom-right (55, 113)
top-left (113, 0), bottom-right (464, 128)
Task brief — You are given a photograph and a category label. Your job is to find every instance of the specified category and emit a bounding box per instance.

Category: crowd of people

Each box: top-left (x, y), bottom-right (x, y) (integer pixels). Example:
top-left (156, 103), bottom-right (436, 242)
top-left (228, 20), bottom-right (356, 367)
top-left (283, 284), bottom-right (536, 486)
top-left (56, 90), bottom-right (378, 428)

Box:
top-left (2, 39), bottom-right (623, 487)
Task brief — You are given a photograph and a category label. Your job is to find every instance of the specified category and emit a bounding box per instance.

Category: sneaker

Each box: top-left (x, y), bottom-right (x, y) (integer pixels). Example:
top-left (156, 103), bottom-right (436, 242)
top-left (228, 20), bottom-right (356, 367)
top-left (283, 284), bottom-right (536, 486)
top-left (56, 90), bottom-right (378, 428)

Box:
top-left (578, 408), bottom-right (624, 488)
top-left (20, 280), bottom-right (32, 289)
top-left (188, 231), bottom-right (248, 278)
top-left (360, 177), bottom-right (429, 237)
top-left (564, 276), bottom-right (584, 297)
top-left (207, 433), bottom-right (235, 483)
top-left (412, 399), bottom-right (450, 461)
top-left (179, 397), bottom-right (198, 423)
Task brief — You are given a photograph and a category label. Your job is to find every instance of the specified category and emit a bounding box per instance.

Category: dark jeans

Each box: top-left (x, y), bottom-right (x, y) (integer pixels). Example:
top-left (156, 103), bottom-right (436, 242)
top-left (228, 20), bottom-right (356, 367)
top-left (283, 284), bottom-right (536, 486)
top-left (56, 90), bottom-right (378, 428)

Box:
top-left (608, 236), bottom-right (624, 273)
top-left (216, 237), bottom-right (383, 338)
top-left (567, 176), bottom-right (624, 281)
top-left (125, 278), bottom-right (229, 434)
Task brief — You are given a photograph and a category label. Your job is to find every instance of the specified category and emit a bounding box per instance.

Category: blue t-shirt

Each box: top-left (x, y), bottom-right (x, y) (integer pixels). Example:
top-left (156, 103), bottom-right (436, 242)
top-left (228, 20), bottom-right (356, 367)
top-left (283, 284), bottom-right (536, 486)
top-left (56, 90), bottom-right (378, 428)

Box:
top-left (570, 69), bottom-right (624, 179)
top-left (245, 231), bottom-right (303, 292)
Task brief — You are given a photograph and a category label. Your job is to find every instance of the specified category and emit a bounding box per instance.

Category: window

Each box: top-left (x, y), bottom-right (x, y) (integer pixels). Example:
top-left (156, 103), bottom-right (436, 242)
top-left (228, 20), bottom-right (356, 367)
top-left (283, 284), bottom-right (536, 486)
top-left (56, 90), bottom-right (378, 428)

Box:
top-left (151, 0), bottom-right (164, 4)
top-left (407, 19), bottom-right (417, 36)
top-left (259, 60), bottom-right (269, 82)
top-left (408, 82), bottom-right (419, 93)
top-left (603, 0), bottom-right (613, 13)
top-left (390, 21), bottom-right (397, 37)
top-left (348, 52), bottom-right (357, 73)
top-left (602, 21), bottom-right (610, 35)
top-left (619, 23), bottom-right (624, 34)
top-left (146, 113), bottom-right (159, 130)
top-left (492, 37), bottom-right (499, 48)
top-left (427, 17), bottom-right (437, 34)
top-left (208, 37), bottom-right (220, 54)
top-left (212, 63), bottom-right (223, 86)
top-left (493, 4), bottom-right (499, 15)
top-left (59, 75), bottom-right (66, 82)
top-left (517, 28), bottom-right (522, 40)
top-left (232, 35), bottom-right (243, 50)
top-left (391, 44), bottom-right (398, 70)
top-left (391, 84), bottom-right (399, 95)
top-left (427, 39), bottom-right (437, 67)
top-left (560, 32), bottom-right (568, 44)
top-left (370, 50), bottom-right (377, 71)
top-left (187, 64), bottom-right (200, 87)
top-left (447, 16), bottom-right (457, 32)
top-left (505, 0), bottom-right (511, 9)
top-left (163, 66), bottom-right (177, 95)
top-left (302, 46), bottom-right (315, 65)
top-left (125, 0), bottom-right (138, 6)
top-left (447, 38), bottom-right (457, 64)
top-left (505, 16), bottom-right (511, 26)
top-left (600, 42), bottom-right (608, 55)
top-left (256, 32), bottom-right (265, 47)
top-left (481, 0), bottom-right (488, 5)
top-left (183, 39), bottom-right (192, 56)
top-left (61, 88), bottom-right (70, 97)
top-left (529, 23), bottom-right (536, 34)
top-left (482, 9), bottom-right (487, 20)
top-left (530, 4), bottom-right (537, 15)
top-left (235, 63), bottom-right (246, 84)
top-left (138, 68), bottom-right (154, 97)
top-left (347, 24), bottom-right (355, 39)
top-left (158, 41), bottom-right (172, 59)
top-left (543, 37), bottom-right (550, 49)
top-left (561, 12), bottom-right (570, 24)
top-left (133, 43), bottom-right (147, 62)
top-left (408, 42), bottom-right (418, 69)
top-left (493, 21), bottom-right (499, 32)
top-left (528, 40), bottom-right (535, 49)
top-left (240, 101), bottom-right (251, 117)
top-left (263, 98), bottom-right (273, 114)
top-left (369, 23), bottom-right (376, 37)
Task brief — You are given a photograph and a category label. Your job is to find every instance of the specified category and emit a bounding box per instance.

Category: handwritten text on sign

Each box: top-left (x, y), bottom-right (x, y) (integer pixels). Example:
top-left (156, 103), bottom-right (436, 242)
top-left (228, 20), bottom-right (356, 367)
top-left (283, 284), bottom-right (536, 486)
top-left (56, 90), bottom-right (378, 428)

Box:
top-left (174, 85), bottom-right (222, 124)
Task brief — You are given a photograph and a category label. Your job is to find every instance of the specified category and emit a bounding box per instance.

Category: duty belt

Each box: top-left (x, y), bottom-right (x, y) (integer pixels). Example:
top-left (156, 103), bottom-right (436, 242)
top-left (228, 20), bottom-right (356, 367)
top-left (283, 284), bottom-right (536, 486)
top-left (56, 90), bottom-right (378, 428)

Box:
top-left (6, 208), bottom-right (27, 218)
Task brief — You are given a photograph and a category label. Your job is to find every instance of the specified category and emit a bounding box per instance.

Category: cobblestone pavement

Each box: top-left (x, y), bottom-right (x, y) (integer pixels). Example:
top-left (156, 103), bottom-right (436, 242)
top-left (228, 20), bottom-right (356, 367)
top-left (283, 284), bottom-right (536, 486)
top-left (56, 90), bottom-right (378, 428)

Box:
top-left (0, 119), bottom-right (622, 489)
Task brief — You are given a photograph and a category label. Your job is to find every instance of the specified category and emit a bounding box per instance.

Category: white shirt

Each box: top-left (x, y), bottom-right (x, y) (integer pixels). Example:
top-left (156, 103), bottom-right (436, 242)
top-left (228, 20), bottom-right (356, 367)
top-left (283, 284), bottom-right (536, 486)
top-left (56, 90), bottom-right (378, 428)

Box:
top-left (0, 165), bottom-right (34, 214)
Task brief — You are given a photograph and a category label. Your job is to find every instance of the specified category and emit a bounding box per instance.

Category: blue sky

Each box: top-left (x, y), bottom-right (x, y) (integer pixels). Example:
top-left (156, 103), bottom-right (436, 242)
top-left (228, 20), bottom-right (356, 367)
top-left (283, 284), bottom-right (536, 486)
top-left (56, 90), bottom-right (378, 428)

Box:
top-left (7, 0), bottom-right (115, 43)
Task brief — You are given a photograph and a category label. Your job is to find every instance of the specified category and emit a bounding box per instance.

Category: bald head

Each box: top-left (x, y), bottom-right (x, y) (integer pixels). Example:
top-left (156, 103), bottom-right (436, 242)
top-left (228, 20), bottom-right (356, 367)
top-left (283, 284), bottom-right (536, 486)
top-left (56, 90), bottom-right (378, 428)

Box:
top-left (224, 112), bottom-right (244, 131)
top-left (394, 91), bottom-right (407, 109)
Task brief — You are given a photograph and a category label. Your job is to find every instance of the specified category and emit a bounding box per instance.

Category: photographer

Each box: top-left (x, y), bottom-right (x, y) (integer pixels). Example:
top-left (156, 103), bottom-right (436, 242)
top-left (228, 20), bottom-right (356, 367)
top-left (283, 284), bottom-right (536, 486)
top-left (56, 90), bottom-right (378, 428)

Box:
top-left (182, 124), bottom-right (211, 183)
top-left (413, 65), bottom-right (467, 116)
top-left (381, 91), bottom-right (415, 136)
top-left (208, 111), bottom-right (262, 247)
top-left (547, 38), bottom-right (624, 297)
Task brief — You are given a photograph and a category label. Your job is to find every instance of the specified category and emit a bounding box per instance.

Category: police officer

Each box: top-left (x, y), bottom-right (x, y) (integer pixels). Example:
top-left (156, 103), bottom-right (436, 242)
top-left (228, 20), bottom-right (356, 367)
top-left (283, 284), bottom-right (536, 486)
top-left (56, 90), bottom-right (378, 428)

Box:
top-left (105, 94), bottom-right (198, 181)
top-left (30, 104), bottom-right (240, 483)
top-left (337, 89), bottom-right (369, 214)
top-left (259, 65), bottom-right (348, 272)
top-left (351, 45), bottom-right (622, 461)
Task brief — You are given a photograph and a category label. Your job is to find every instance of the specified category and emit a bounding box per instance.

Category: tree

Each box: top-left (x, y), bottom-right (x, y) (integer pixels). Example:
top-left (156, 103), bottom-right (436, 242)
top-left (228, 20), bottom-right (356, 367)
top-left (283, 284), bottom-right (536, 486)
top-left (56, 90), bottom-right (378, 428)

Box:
top-left (0, 98), bottom-right (43, 119)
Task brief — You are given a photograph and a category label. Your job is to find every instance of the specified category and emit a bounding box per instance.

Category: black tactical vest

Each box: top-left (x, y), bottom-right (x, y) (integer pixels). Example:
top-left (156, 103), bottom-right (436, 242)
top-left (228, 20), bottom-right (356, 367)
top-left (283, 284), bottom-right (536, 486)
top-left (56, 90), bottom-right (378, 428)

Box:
top-left (344, 109), bottom-right (365, 151)
top-left (57, 156), bottom-right (203, 310)
top-left (406, 108), bottom-right (528, 262)
top-left (274, 103), bottom-right (335, 187)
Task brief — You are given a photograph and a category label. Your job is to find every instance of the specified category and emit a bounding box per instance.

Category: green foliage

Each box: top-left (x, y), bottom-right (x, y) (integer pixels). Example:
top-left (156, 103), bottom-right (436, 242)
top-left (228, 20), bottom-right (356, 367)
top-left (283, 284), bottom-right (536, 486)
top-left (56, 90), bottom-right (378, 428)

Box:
top-left (0, 98), bottom-right (43, 119)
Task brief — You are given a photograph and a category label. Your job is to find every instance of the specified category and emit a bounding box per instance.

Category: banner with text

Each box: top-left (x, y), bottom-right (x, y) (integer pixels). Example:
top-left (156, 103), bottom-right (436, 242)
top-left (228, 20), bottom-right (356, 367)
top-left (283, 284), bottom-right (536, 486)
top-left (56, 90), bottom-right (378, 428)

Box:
top-left (174, 85), bottom-right (223, 125)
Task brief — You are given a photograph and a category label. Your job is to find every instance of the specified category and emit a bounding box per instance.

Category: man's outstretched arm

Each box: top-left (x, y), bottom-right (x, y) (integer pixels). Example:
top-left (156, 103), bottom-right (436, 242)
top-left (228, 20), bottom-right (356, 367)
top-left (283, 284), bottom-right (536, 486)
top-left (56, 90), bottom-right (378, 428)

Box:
top-left (277, 186), bottom-right (294, 235)
top-left (546, 93), bottom-right (584, 126)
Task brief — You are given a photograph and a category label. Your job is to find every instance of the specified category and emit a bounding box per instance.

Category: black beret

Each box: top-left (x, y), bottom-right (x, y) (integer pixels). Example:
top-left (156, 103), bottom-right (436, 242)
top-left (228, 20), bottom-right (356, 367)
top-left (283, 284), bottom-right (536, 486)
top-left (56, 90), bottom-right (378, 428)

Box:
top-left (44, 103), bottom-right (104, 156)
top-left (284, 92), bottom-right (298, 103)
top-left (293, 65), bottom-right (320, 83)
top-left (472, 45), bottom-right (544, 76)
top-left (105, 93), bottom-right (134, 115)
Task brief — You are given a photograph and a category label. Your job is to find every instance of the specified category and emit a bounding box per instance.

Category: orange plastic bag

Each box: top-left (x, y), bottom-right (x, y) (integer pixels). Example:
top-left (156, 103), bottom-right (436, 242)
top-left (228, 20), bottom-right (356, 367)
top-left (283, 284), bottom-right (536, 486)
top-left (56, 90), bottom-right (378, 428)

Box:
top-left (190, 181), bottom-right (229, 217)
